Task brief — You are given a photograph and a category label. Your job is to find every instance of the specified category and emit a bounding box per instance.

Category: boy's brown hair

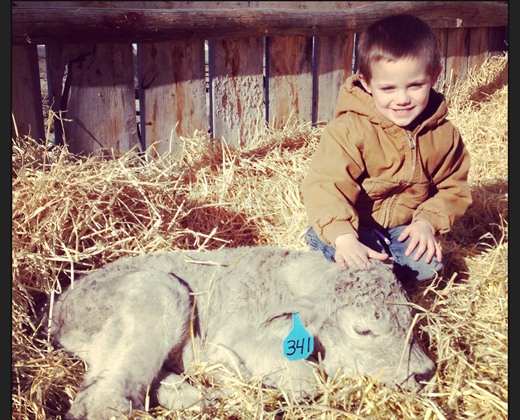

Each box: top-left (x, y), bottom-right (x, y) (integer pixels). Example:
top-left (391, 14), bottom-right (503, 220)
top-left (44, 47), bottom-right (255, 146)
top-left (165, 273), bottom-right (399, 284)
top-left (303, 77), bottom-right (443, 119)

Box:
top-left (357, 14), bottom-right (441, 82)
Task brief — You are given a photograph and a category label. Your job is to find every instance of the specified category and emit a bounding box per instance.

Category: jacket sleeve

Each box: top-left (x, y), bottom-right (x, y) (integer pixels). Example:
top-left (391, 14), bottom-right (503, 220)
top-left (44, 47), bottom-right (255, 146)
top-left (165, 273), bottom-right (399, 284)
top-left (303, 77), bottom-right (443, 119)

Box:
top-left (412, 126), bottom-right (473, 234)
top-left (300, 119), bottom-right (365, 246)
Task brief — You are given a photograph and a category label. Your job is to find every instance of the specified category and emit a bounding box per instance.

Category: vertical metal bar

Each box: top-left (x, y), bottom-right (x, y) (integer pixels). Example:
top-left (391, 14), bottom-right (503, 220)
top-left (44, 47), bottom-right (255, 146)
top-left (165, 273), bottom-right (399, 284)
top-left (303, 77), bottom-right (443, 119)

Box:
top-left (264, 36), bottom-right (270, 126)
top-left (311, 36), bottom-right (318, 126)
top-left (352, 32), bottom-right (359, 74)
top-left (136, 43), bottom-right (146, 150)
top-left (43, 44), bottom-right (55, 143)
top-left (207, 39), bottom-right (214, 137)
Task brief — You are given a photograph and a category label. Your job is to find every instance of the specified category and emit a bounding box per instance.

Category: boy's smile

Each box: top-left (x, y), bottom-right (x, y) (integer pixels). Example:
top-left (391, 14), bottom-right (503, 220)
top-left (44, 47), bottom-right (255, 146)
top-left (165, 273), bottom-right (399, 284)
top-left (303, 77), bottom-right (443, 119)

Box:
top-left (359, 58), bottom-right (439, 128)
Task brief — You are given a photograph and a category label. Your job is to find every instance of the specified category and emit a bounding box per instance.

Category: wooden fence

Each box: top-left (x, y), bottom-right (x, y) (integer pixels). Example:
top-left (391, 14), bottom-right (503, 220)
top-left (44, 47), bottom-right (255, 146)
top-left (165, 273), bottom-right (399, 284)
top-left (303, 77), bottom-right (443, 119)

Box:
top-left (12, 1), bottom-right (508, 156)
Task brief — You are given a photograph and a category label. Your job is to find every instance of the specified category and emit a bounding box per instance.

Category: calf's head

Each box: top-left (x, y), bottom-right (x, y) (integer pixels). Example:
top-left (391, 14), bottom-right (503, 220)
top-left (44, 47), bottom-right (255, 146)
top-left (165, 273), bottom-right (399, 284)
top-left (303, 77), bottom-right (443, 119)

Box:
top-left (283, 256), bottom-right (436, 391)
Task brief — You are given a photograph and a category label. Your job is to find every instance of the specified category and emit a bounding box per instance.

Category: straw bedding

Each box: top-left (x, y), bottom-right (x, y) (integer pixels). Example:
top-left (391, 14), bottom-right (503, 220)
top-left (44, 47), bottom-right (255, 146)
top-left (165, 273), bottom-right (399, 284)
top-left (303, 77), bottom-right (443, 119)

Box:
top-left (12, 53), bottom-right (508, 419)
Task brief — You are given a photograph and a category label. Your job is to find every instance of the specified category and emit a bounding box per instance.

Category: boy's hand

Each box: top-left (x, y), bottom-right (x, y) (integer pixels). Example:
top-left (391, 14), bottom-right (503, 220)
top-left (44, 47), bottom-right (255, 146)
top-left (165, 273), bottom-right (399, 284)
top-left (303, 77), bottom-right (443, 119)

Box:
top-left (334, 233), bottom-right (389, 269)
top-left (398, 220), bottom-right (442, 263)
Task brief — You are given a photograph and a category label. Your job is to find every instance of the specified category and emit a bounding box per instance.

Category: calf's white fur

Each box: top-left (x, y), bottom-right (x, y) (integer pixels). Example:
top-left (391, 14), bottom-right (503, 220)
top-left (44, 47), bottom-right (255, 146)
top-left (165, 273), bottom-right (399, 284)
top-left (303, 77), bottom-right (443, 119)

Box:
top-left (51, 246), bottom-right (436, 419)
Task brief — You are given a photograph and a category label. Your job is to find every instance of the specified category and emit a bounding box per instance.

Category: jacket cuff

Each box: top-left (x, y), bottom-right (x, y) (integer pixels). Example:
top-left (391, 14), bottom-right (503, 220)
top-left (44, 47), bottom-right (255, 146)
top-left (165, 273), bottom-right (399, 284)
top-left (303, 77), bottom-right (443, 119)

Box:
top-left (321, 221), bottom-right (358, 246)
top-left (413, 214), bottom-right (440, 235)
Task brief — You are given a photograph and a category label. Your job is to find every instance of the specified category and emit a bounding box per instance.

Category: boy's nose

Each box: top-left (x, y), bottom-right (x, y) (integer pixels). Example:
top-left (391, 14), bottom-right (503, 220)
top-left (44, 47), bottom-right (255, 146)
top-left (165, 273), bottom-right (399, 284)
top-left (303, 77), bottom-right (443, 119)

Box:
top-left (395, 90), bottom-right (411, 105)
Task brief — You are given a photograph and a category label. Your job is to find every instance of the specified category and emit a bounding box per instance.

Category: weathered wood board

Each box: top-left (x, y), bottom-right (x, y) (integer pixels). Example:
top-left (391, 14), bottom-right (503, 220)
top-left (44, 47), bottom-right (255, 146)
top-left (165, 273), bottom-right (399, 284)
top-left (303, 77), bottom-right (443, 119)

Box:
top-left (268, 35), bottom-right (313, 129)
top-left (139, 40), bottom-right (207, 156)
top-left (12, 1), bottom-right (508, 45)
top-left (46, 43), bottom-right (139, 155)
top-left (12, 45), bottom-right (45, 141)
top-left (210, 37), bottom-right (265, 146)
top-left (314, 34), bottom-right (355, 124)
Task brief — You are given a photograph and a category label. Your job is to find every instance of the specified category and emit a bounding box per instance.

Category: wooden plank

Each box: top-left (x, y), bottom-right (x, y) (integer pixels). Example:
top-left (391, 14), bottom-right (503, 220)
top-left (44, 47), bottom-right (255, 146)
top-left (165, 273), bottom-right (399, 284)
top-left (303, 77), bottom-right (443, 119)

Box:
top-left (12, 45), bottom-right (45, 141)
top-left (445, 28), bottom-right (469, 87)
top-left (468, 27), bottom-right (492, 71)
top-left (46, 44), bottom-right (87, 145)
top-left (268, 35), bottom-right (313, 129)
top-left (487, 26), bottom-right (509, 53)
top-left (48, 43), bottom-right (139, 155)
top-left (468, 26), bottom-right (509, 70)
top-left (210, 37), bottom-right (264, 146)
top-left (433, 28), bottom-right (448, 90)
top-left (314, 34), bottom-right (355, 124)
top-left (12, 2), bottom-right (508, 45)
top-left (140, 40), bottom-right (207, 157)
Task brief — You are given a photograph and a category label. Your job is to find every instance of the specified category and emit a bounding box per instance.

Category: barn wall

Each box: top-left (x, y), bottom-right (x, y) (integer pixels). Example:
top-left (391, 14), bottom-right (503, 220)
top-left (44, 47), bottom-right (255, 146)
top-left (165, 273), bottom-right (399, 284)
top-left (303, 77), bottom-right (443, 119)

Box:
top-left (11, 1), bottom-right (508, 155)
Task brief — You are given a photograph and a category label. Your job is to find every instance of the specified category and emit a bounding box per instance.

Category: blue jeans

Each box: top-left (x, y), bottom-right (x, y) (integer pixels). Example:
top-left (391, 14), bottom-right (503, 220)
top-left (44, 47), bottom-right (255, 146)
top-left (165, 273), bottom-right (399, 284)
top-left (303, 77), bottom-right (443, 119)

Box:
top-left (304, 226), bottom-right (444, 282)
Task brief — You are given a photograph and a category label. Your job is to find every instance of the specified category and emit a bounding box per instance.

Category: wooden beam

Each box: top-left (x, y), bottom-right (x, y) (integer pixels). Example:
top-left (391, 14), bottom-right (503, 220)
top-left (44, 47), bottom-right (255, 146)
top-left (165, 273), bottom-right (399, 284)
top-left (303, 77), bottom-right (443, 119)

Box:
top-left (12, 45), bottom-right (45, 140)
top-left (12, 1), bottom-right (508, 45)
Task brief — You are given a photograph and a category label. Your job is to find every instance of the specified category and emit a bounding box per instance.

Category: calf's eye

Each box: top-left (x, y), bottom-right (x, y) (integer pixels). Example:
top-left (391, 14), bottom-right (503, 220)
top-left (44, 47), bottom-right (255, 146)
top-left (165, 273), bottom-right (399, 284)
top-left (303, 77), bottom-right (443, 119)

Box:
top-left (354, 328), bottom-right (375, 337)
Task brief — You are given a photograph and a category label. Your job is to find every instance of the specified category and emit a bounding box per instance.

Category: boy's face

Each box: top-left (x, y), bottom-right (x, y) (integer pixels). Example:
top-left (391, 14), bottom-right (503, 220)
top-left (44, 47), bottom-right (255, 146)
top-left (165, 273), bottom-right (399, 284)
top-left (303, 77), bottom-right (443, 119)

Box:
top-left (359, 58), bottom-right (439, 128)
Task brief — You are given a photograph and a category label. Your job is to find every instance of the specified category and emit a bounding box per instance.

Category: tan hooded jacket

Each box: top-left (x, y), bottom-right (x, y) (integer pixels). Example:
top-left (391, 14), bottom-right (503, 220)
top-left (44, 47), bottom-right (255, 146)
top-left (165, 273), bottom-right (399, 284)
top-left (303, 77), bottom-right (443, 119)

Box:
top-left (301, 74), bottom-right (472, 247)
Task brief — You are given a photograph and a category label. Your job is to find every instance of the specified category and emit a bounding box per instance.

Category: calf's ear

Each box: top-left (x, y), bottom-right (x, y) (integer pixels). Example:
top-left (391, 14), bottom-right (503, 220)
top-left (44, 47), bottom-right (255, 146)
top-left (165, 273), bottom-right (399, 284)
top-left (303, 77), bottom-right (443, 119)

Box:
top-left (260, 305), bottom-right (320, 335)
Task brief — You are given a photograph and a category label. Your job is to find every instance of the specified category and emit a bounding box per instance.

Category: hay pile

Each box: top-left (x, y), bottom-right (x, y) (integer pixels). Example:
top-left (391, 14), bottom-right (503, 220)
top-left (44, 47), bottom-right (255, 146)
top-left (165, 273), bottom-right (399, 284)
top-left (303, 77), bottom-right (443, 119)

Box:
top-left (12, 53), bottom-right (508, 419)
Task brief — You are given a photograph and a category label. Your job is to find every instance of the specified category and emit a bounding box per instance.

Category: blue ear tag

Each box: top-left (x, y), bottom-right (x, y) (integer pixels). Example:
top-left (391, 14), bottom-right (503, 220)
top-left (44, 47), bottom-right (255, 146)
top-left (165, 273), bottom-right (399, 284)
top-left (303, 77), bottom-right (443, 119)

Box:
top-left (283, 313), bottom-right (314, 360)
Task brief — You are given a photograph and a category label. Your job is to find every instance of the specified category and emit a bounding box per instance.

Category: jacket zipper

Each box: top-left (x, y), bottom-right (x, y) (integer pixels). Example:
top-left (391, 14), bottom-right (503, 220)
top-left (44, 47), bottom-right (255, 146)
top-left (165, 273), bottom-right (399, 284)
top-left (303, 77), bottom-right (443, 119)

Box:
top-left (407, 131), bottom-right (416, 179)
top-left (380, 131), bottom-right (417, 227)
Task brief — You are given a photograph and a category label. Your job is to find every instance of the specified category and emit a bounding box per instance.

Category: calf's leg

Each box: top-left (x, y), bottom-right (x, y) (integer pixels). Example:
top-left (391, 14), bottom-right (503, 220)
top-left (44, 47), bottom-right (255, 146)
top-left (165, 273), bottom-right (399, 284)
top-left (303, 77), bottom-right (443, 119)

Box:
top-left (62, 270), bottom-right (192, 419)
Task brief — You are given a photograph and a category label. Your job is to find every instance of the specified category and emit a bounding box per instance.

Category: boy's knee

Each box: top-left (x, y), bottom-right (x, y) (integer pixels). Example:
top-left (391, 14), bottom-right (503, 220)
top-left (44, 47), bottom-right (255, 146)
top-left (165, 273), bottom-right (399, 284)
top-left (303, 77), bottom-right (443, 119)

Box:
top-left (303, 227), bottom-right (316, 246)
top-left (393, 255), bottom-right (443, 282)
top-left (304, 227), bottom-right (324, 251)
top-left (304, 227), bottom-right (336, 262)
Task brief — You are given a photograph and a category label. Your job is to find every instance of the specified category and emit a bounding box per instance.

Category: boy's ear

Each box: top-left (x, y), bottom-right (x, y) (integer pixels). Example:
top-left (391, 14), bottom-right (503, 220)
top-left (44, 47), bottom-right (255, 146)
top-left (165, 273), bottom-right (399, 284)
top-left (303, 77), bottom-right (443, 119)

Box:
top-left (358, 73), bottom-right (372, 93)
top-left (431, 67), bottom-right (442, 85)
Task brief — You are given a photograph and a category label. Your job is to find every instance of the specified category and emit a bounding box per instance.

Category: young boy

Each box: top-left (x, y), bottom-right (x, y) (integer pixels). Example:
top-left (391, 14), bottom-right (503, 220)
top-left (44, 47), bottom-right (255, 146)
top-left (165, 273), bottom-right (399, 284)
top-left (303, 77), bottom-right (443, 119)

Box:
top-left (301, 14), bottom-right (472, 282)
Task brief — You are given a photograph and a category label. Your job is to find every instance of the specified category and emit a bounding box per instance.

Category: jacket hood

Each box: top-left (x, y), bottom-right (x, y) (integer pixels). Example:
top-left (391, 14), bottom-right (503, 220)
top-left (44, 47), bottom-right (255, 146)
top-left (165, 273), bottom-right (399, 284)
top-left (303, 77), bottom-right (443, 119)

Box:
top-left (334, 74), bottom-right (448, 132)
